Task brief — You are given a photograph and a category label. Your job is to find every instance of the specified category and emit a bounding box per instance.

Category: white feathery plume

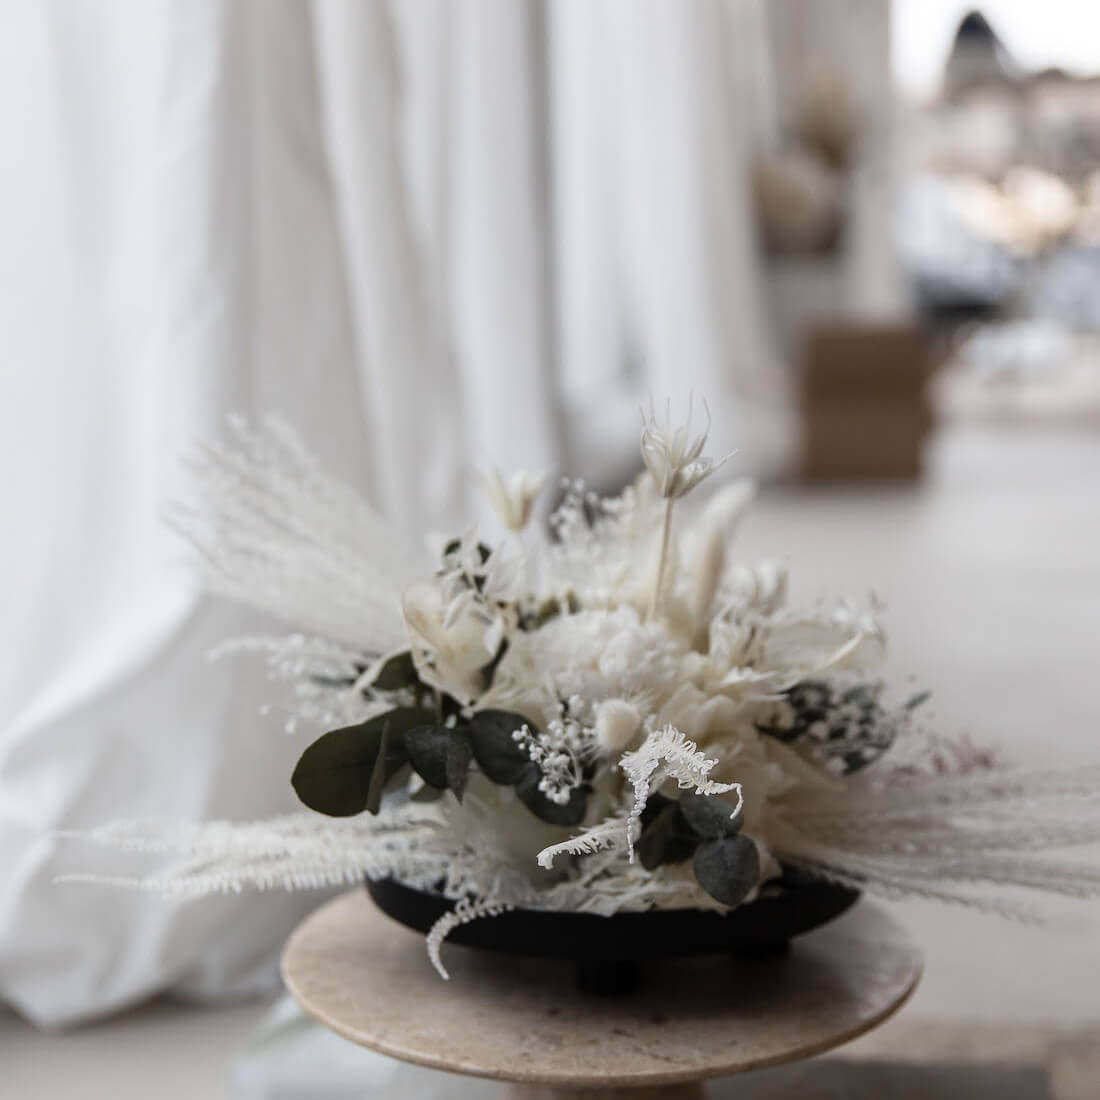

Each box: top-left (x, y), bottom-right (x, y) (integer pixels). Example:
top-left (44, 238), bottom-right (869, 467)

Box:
top-left (770, 759), bottom-right (1100, 915)
top-left (774, 846), bottom-right (1046, 922)
top-left (209, 634), bottom-right (365, 684)
top-left (57, 811), bottom-right (450, 899)
top-left (209, 633), bottom-right (376, 732)
top-left (797, 764), bottom-right (1100, 826)
top-left (170, 417), bottom-right (425, 652)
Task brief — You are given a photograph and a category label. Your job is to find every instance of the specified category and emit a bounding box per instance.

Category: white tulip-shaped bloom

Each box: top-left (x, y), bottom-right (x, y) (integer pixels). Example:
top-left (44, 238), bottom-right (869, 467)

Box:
top-left (639, 397), bottom-right (730, 500)
top-left (483, 467), bottom-right (548, 532)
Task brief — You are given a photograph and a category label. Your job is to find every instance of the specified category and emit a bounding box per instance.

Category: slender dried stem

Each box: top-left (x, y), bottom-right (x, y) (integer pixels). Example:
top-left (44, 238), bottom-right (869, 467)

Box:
top-left (648, 498), bottom-right (675, 620)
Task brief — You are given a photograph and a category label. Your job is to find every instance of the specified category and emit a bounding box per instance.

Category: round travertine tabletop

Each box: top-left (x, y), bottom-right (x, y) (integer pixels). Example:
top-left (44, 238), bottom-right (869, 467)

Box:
top-left (281, 890), bottom-right (921, 1098)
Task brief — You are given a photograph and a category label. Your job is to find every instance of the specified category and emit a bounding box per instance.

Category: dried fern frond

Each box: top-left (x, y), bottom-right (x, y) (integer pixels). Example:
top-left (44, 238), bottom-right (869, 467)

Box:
top-left (426, 898), bottom-right (515, 980)
top-left (536, 818), bottom-right (634, 870)
top-left (619, 724), bottom-right (741, 860)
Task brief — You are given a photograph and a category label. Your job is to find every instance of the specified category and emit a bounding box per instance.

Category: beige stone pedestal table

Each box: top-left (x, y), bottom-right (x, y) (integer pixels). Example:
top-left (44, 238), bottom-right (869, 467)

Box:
top-left (282, 890), bottom-right (921, 1099)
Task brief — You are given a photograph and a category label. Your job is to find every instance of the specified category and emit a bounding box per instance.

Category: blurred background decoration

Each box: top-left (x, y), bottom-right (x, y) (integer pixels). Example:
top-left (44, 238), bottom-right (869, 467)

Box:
top-left (897, 2), bottom-right (1100, 427)
top-left (1, 3), bottom-right (1098, 1088)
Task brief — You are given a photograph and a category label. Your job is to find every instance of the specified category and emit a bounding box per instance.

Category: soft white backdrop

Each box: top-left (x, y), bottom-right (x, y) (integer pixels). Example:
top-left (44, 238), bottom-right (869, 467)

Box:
top-left (0, 0), bottom-right (788, 1025)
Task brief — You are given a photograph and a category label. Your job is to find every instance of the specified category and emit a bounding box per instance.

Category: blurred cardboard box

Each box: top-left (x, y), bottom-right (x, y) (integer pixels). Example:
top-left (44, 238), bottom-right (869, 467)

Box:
top-left (801, 324), bottom-right (933, 480)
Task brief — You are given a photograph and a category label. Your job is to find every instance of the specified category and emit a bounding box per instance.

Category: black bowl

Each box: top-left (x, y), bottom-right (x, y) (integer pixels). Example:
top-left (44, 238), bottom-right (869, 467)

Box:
top-left (366, 870), bottom-right (859, 994)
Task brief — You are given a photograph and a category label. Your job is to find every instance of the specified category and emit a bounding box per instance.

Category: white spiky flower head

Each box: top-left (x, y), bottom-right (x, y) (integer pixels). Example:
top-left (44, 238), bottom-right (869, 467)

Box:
top-left (483, 467), bottom-right (549, 531)
top-left (639, 396), bottom-right (730, 500)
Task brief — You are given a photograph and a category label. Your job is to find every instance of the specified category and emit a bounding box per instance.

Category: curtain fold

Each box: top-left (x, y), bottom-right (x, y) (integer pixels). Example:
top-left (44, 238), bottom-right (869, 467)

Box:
top-left (551, 0), bottom-right (794, 486)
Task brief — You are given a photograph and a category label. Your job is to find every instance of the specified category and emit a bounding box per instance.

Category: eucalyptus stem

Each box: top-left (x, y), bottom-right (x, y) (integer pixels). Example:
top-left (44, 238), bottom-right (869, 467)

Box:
top-left (648, 497), bottom-right (675, 620)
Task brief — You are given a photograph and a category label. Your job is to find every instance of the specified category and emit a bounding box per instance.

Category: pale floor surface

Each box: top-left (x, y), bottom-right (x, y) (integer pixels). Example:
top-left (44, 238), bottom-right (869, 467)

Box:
top-left (4, 997), bottom-right (1092, 1098)
top-left (7, 422), bottom-right (1100, 1097)
top-left (1, 999), bottom-right (265, 1100)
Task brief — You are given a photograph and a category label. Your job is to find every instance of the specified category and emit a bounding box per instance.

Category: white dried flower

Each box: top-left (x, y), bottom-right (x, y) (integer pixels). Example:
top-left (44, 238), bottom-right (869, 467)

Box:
top-left (401, 581), bottom-right (499, 704)
top-left (483, 467), bottom-right (548, 532)
top-left (639, 397), bottom-right (730, 500)
top-left (701, 478), bottom-right (756, 535)
top-left (691, 529), bottom-right (726, 642)
top-left (594, 699), bottom-right (642, 755)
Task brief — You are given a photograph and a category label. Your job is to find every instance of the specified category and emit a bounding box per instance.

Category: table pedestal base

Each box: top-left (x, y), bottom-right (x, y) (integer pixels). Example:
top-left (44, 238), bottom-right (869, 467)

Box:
top-left (282, 892), bottom-right (922, 1098)
top-left (507, 1085), bottom-right (703, 1100)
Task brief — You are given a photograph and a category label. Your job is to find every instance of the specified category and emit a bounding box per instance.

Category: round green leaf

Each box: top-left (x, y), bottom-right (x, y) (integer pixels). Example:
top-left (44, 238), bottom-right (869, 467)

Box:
top-left (679, 791), bottom-right (743, 838)
top-left (693, 835), bottom-right (760, 908)
top-left (637, 802), bottom-right (698, 870)
top-left (404, 726), bottom-right (474, 802)
top-left (404, 726), bottom-right (452, 790)
top-left (446, 733), bottom-right (473, 802)
top-left (370, 651), bottom-right (422, 693)
top-left (515, 764), bottom-right (587, 826)
top-left (467, 710), bottom-right (531, 785)
top-left (290, 707), bottom-right (433, 817)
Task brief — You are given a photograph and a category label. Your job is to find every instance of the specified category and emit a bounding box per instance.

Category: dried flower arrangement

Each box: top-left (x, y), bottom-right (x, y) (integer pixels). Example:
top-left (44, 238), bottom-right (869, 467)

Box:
top-left (70, 400), bottom-right (1100, 979)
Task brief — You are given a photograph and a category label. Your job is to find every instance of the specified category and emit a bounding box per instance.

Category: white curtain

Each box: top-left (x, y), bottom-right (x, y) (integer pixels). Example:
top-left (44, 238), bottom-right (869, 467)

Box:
top-left (0, 0), bottom-right (785, 1026)
top-left (552, 0), bottom-right (792, 486)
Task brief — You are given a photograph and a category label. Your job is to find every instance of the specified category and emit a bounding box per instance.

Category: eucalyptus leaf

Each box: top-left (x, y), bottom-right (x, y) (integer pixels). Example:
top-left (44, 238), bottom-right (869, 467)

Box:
top-left (639, 791), bottom-right (674, 826)
top-left (404, 725), bottom-right (474, 802)
top-left (290, 707), bottom-right (434, 817)
top-left (679, 791), bottom-right (743, 838)
top-left (371, 651), bottom-right (421, 693)
top-left (404, 726), bottom-right (453, 790)
top-left (515, 764), bottom-right (587, 826)
top-left (637, 802), bottom-right (698, 870)
top-left (365, 720), bottom-right (394, 815)
top-left (467, 710), bottom-right (531, 785)
top-left (446, 733), bottom-right (473, 802)
top-left (693, 835), bottom-right (760, 907)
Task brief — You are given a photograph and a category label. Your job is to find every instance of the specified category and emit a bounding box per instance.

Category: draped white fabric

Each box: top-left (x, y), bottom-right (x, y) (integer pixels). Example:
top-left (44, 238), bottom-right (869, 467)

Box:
top-left (0, 0), bottom-right (785, 1025)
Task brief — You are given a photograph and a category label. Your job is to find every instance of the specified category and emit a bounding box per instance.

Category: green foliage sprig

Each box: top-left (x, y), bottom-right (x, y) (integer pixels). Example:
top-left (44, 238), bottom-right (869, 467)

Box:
top-left (636, 790), bottom-right (759, 907)
top-left (291, 651), bottom-right (588, 827)
top-left (757, 678), bottom-right (930, 775)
